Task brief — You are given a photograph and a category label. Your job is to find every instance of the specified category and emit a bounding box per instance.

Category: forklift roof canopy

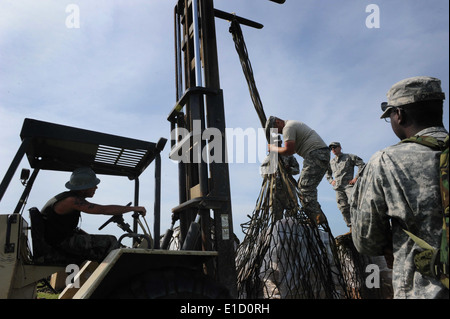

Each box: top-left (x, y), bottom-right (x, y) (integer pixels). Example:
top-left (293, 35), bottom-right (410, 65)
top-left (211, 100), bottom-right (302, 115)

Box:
top-left (19, 118), bottom-right (165, 180)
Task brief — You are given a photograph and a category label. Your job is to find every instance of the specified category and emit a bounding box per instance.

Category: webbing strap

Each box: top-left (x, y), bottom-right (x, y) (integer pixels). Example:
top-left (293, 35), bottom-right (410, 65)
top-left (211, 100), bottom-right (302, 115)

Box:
top-left (229, 20), bottom-right (267, 129)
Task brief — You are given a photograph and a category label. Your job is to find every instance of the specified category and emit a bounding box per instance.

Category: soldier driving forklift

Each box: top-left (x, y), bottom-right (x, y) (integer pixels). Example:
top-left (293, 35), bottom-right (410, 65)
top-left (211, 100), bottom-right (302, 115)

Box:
top-left (0, 118), bottom-right (228, 299)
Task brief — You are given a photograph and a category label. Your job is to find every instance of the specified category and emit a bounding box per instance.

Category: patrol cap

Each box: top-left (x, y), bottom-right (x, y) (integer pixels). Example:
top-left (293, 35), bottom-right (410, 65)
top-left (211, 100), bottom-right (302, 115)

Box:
top-left (65, 167), bottom-right (101, 191)
top-left (380, 76), bottom-right (445, 119)
top-left (329, 142), bottom-right (341, 149)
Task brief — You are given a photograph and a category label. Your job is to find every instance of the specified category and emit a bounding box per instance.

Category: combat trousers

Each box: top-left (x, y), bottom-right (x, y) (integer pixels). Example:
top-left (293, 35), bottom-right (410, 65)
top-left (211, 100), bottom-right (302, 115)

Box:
top-left (335, 185), bottom-right (353, 227)
top-left (298, 148), bottom-right (330, 216)
top-left (57, 231), bottom-right (118, 263)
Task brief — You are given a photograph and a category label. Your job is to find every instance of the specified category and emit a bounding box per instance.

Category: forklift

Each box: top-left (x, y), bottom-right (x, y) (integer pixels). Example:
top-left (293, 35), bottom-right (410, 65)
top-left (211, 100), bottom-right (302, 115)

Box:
top-left (0, 0), bottom-right (285, 299)
top-left (0, 118), bottom-right (230, 298)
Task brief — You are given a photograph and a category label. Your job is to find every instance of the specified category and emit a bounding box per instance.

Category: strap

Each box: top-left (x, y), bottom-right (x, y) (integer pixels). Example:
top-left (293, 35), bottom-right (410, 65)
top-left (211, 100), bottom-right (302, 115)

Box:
top-left (403, 229), bottom-right (434, 251)
top-left (400, 135), bottom-right (445, 151)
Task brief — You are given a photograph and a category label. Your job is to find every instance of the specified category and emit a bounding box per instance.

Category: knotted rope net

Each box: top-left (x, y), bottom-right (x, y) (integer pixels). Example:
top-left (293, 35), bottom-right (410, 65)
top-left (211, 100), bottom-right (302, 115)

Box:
top-left (235, 160), bottom-right (349, 298)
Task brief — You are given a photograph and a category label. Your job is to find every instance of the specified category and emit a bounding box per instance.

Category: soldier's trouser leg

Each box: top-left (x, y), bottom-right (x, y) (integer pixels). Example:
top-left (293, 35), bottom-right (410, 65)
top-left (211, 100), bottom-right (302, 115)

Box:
top-left (335, 187), bottom-right (352, 227)
top-left (298, 148), bottom-right (330, 216)
top-left (58, 233), bottom-right (118, 263)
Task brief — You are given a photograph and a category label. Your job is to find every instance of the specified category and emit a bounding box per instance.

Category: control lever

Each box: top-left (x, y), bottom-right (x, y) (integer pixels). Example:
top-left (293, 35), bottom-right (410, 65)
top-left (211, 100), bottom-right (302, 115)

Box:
top-left (98, 202), bottom-right (132, 231)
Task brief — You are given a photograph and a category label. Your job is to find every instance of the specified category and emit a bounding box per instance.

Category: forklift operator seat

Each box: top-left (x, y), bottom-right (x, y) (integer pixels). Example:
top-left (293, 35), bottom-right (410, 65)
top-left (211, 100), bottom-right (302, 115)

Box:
top-left (28, 207), bottom-right (82, 265)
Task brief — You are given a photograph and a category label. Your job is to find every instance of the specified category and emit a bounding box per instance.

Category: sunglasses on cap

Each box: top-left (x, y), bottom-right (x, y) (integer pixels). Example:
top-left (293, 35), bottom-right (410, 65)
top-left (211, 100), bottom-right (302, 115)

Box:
top-left (381, 102), bottom-right (389, 112)
top-left (381, 102), bottom-right (403, 122)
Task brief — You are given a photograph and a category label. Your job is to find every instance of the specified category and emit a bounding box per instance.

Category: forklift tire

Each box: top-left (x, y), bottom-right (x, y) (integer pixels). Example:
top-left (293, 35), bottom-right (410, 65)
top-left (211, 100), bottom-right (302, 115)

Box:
top-left (105, 267), bottom-right (232, 299)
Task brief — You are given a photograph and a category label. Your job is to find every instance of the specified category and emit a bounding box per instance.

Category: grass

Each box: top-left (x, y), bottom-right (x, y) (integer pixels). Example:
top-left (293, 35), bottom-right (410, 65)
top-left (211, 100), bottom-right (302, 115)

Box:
top-left (36, 280), bottom-right (60, 299)
top-left (37, 291), bottom-right (59, 299)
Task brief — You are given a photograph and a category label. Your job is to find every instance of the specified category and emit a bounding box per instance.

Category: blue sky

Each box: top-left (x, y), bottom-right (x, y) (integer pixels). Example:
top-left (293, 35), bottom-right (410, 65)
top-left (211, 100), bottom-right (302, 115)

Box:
top-left (1, 0), bottom-right (449, 242)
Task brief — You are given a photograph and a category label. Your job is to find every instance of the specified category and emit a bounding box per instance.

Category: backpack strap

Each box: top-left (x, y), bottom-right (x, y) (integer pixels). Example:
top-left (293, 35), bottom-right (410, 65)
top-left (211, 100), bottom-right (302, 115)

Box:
top-left (400, 134), bottom-right (449, 288)
top-left (439, 135), bottom-right (449, 288)
top-left (400, 135), bottom-right (445, 151)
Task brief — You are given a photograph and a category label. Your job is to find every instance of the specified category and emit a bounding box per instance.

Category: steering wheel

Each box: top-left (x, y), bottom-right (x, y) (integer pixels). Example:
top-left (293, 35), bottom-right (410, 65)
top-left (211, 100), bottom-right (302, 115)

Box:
top-left (118, 233), bottom-right (153, 248)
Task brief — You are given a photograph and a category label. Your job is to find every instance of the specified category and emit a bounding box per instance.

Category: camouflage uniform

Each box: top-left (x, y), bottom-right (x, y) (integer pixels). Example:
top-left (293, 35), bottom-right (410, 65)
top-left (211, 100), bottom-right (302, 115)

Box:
top-left (350, 76), bottom-right (448, 298)
top-left (298, 148), bottom-right (330, 216)
top-left (326, 151), bottom-right (365, 227)
top-left (57, 231), bottom-right (117, 263)
top-left (281, 120), bottom-right (330, 217)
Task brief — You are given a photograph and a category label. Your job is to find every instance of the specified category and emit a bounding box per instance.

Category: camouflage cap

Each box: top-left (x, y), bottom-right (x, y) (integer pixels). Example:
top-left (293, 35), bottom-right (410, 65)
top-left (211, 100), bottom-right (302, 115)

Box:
top-left (329, 142), bottom-right (341, 148)
top-left (380, 76), bottom-right (445, 119)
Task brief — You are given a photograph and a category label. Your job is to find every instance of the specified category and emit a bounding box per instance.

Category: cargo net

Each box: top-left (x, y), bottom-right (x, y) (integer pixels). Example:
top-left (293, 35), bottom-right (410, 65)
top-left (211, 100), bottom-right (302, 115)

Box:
top-left (235, 158), bottom-right (347, 299)
top-left (234, 160), bottom-right (394, 299)
top-left (335, 234), bottom-right (393, 299)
